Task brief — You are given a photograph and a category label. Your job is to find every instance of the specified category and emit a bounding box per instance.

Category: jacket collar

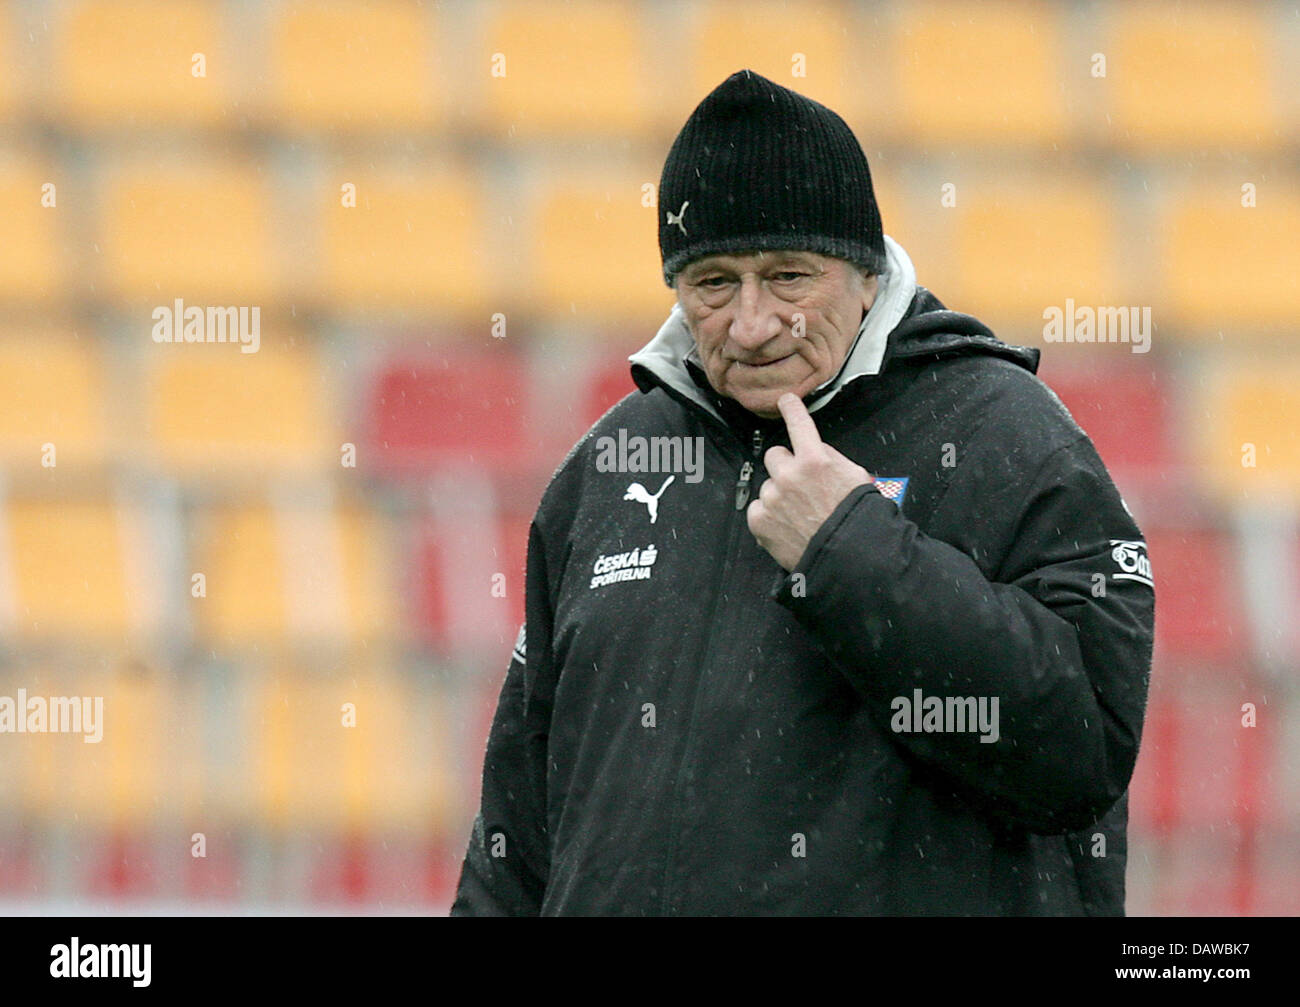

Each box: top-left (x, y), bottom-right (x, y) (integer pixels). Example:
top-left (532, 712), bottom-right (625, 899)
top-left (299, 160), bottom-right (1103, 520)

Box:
top-left (629, 236), bottom-right (919, 424)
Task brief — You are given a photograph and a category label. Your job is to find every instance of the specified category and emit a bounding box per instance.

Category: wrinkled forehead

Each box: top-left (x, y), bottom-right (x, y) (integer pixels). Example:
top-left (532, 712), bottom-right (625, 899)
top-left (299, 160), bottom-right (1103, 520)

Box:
top-left (680, 249), bottom-right (831, 277)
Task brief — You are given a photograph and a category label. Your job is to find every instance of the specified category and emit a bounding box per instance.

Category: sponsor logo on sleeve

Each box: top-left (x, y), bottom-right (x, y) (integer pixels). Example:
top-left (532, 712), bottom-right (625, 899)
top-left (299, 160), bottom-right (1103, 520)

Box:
top-left (1110, 539), bottom-right (1154, 587)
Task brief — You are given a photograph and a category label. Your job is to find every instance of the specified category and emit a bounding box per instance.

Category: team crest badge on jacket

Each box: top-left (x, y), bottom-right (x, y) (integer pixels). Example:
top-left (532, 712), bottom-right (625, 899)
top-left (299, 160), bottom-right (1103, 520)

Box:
top-left (873, 476), bottom-right (910, 507)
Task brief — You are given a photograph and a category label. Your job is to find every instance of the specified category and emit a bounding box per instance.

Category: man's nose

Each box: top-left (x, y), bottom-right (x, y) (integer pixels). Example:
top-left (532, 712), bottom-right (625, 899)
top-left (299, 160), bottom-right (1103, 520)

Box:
top-left (727, 276), bottom-right (783, 349)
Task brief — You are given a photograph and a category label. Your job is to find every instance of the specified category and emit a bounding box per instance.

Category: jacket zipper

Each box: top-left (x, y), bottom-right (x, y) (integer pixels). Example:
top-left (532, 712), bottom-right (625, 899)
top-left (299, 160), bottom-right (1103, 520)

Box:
top-left (660, 427), bottom-right (766, 914)
top-left (734, 429), bottom-right (764, 509)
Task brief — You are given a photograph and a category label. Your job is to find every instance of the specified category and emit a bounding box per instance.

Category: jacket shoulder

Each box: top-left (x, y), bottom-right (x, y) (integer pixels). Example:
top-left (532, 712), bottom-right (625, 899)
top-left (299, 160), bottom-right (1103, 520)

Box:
top-left (535, 385), bottom-right (683, 524)
top-left (932, 352), bottom-right (1089, 463)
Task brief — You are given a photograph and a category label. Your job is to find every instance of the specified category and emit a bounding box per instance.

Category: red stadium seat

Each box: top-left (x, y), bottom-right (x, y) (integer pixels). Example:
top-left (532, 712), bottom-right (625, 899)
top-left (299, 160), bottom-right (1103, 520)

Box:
top-left (583, 354), bottom-right (638, 429)
top-left (1145, 527), bottom-right (1247, 669)
top-left (1143, 832), bottom-right (1252, 916)
top-left (364, 348), bottom-right (530, 477)
top-left (411, 507), bottom-right (529, 656)
top-left (1130, 685), bottom-right (1273, 836)
top-left (1038, 363), bottom-right (1175, 475)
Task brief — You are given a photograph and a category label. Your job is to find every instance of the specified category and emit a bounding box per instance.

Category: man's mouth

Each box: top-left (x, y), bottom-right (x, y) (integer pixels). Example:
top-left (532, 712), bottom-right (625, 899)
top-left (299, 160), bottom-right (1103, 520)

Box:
top-left (734, 353), bottom-right (793, 369)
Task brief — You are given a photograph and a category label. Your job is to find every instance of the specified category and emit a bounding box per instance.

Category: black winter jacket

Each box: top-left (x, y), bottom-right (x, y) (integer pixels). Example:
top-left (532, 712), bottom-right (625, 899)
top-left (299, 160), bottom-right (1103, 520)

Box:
top-left (451, 279), bottom-right (1155, 916)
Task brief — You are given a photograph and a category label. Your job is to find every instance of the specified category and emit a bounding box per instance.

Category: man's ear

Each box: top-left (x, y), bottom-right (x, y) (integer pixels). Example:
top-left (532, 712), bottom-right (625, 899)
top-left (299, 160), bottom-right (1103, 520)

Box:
top-left (860, 269), bottom-right (880, 311)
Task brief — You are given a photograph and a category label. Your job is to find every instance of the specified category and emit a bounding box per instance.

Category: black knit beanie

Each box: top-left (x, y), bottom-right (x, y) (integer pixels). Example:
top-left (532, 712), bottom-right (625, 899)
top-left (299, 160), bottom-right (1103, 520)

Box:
top-left (658, 69), bottom-right (886, 288)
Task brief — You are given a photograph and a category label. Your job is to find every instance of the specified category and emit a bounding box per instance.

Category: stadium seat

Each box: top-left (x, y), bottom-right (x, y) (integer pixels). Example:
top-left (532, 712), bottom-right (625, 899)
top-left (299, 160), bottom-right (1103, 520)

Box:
top-left (1193, 362), bottom-right (1300, 501)
top-left (1127, 690), bottom-right (1177, 836)
top-left (1142, 687), bottom-right (1271, 831)
top-left (98, 158), bottom-right (275, 305)
top-left (582, 353), bottom-right (638, 430)
top-left (363, 347), bottom-right (529, 476)
top-left (1037, 362), bottom-right (1174, 476)
top-left (1159, 183), bottom-right (1300, 333)
top-left (0, 334), bottom-right (108, 470)
top-left (268, 498), bottom-right (401, 648)
top-left (1144, 527), bottom-right (1246, 668)
top-left (411, 503), bottom-right (528, 655)
top-left (1109, 2), bottom-right (1280, 149)
top-left (192, 498), bottom-right (400, 652)
top-left (0, 162), bottom-right (61, 303)
top-left (0, 666), bottom-right (60, 823)
top-left (1142, 831), bottom-right (1252, 916)
top-left (267, 1), bottom-right (438, 130)
top-left (334, 503), bottom-right (401, 647)
top-left (689, 1), bottom-right (853, 129)
top-left (1276, 696), bottom-right (1300, 832)
top-left (1255, 829), bottom-right (1300, 915)
top-left (191, 504), bottom-right (288, 648)
top-left (893, 0), bottom-right (1067, 146)
top-left (526, 170), bottom-right (675, 322)
top-left (52, 0), bottom-right (231, 128)
top-left (947, 174), bottom-right (1119, 326)
top-left (480, 1), bottom-right (648, 135)
top-left (78, 670), bottom-right (173, 830)
top-left (319, 169), bottom-right (487, 317)
top-left (143, 343), bottom-right (334, 477)
top-left (5, 497), bottom-right (129, 640)
top-left (252, 667), bottom-right (446, 831)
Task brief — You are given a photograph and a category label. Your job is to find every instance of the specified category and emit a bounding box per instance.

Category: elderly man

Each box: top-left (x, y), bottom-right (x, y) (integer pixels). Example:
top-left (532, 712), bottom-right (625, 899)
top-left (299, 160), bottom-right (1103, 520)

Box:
top-left (451, 70), bottom-right (1154, 915)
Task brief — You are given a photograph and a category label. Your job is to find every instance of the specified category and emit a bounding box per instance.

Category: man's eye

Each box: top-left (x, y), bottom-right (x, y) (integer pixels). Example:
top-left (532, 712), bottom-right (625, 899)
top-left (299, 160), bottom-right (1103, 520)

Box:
top-left (773, 271), bottom-right (808, 282)
top-left (698, 277), bottom-right (730, 288)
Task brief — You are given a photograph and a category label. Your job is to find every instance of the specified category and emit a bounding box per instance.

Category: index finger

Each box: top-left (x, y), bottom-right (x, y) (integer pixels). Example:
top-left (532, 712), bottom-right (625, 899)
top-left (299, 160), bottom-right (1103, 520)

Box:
top-left (777, 392), bottom-right (822, 454)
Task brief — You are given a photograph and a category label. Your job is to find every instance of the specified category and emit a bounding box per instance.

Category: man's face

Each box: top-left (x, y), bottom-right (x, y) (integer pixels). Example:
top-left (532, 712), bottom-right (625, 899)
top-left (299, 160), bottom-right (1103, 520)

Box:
top-left (674, 251), bottom-right (879, 418)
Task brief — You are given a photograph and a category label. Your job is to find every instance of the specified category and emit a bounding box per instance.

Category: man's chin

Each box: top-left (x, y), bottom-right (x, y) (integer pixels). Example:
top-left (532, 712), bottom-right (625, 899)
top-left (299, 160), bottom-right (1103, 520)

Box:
top-left (732, 387), bottom-right (799, 418)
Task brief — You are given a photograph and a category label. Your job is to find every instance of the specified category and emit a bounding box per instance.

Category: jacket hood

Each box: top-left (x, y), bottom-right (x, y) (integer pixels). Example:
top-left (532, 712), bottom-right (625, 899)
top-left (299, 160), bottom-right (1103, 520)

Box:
top-left (629, 235), bottom-right (1040, 425)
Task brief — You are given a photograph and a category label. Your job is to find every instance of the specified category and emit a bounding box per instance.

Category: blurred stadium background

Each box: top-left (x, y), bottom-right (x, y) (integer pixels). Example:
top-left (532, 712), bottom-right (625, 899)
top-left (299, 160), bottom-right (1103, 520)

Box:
top-left (0, 0), bottom-right (1296, 914)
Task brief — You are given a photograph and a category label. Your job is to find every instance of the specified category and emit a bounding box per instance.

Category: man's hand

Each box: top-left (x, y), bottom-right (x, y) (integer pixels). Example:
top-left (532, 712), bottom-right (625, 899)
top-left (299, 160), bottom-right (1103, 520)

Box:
top-left (747, 393), bottom-right (873, 572)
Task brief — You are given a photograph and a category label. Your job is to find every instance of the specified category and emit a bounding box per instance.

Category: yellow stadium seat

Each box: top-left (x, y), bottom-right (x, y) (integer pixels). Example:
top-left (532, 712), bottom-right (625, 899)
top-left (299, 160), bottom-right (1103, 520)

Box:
top-left (482, 0), bottom-right (648, 135)
top-left (339, 670), bottom-right (450, 831)
top-left (893, 0), bottom-right (1067, 145)
top-left (947, 174), bottom-right (1119, 325)
top-left (0, 666), bottom-right (62, 822)
top-left (62, 669), bottom-right (173, 828)
top-left (1109, 3), bottom-right (1280, 149)
top-left (1196, 363), bottom-right (1300, 502)
top-left (336, 504), bottom-right (399, 646)
top-left (144, 343), bottom-right (333, 476)
top-left (6, 498), bottom-right (129, 639)
top-left (268, 1), bottom-right (438, 129)
top-left (0, 163), bottom-right (61, 302)
top-left (527, 169), bottom-right (675, 322)
top-left (99, 159), bottom-right (275, 304)
top-left (0, 334), bottom-right (107, 470)
top-left (53, 0), bottom-right (230, 127)
top-left (252, 667), bottom-right (445, 831)
top-left (190, 498), bottom-right (393, 651)
top-left (264, 499), bottom-right (399, 647)
top-left (191, 504), bottom-right (287, 647)
top-left (868, 163), bottom-right (962, 304)
top-left (690, 1), bottom-right (853, 125)
top-left (1160, 184), bottom-right (1300, 332)
top-left (320, 170), bottom-right (487, 316)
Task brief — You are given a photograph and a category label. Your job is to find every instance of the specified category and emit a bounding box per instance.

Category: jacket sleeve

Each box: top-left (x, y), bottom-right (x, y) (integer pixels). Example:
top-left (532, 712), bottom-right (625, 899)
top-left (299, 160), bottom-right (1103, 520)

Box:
top-left (450, 523), bottom-right (555, 915)
top-left (771, 434), bottom-right (1155, 835)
